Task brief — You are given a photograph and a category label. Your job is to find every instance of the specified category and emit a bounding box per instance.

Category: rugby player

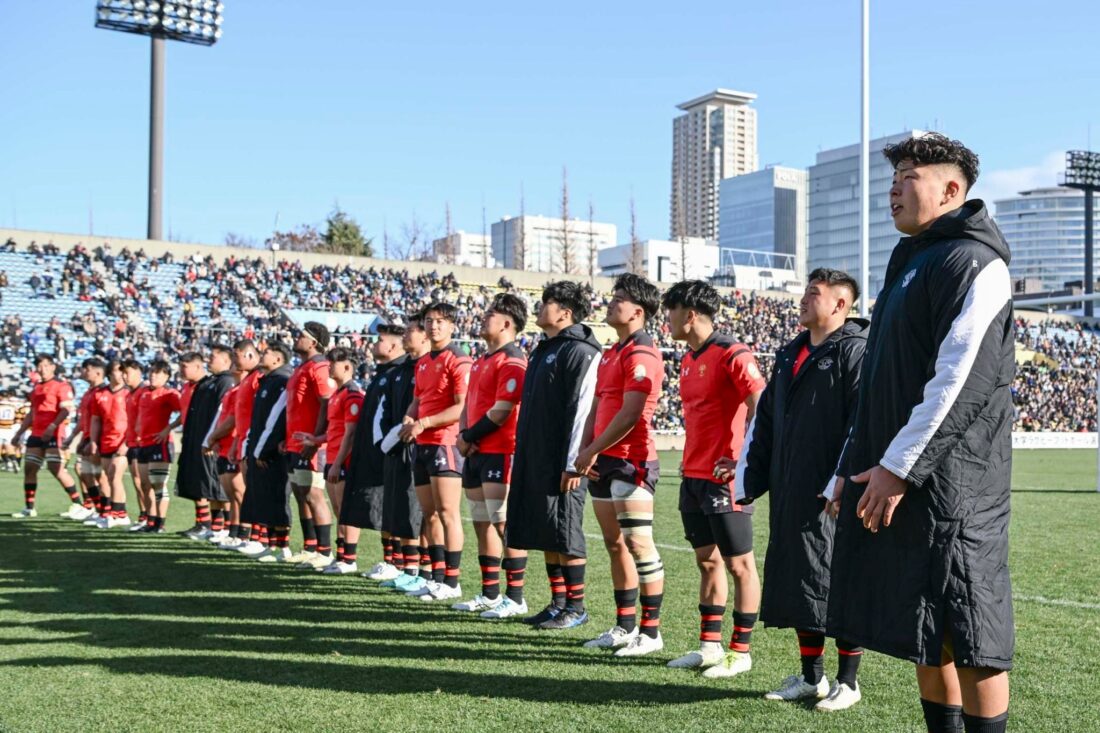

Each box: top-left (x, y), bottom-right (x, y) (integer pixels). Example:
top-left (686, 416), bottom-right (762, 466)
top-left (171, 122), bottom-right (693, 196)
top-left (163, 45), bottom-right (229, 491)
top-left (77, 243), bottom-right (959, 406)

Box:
top-left (134, 360), bottom-right (181, 533)
top-left (121, 359), bottom-right (153, 531)
top-left (315, 347), bottom-right (364, 574)
top-left (11, 355), bottom-right (79, 518)
top-left (89, 360), bottom-right (131, 529)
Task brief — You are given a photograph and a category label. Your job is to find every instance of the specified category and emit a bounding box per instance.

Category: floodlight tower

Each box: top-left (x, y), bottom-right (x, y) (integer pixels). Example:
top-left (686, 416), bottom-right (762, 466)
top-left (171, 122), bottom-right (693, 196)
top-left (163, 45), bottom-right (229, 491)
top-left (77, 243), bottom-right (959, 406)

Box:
top-left (95, 0), bottom-right (224, 241)
top-left (1062, 150), bottom-right (1100, 317)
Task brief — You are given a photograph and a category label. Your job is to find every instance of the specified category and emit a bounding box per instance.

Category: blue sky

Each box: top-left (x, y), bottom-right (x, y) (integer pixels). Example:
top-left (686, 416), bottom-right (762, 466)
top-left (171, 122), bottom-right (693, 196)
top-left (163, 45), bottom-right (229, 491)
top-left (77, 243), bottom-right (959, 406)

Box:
top-left (3, 1), bottom-right (1097, 250)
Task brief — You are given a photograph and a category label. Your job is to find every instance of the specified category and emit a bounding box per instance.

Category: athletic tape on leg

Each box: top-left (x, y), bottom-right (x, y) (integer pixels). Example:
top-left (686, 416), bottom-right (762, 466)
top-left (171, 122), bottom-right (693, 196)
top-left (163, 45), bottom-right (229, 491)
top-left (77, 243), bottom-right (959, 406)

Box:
top-left (610, 480), bottom-right (651, 502)
top-left (467, 497), bottom-right (490, 523)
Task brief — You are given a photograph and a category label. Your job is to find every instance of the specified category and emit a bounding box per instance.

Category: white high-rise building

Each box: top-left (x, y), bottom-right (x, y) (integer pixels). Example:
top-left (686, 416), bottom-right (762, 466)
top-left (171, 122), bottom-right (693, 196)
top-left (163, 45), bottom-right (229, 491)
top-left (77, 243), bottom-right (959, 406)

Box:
top-left (719, 166), bottom-right (808, 279)
top-left (807, 130), bottom-right (925, 296)
top-left (995, 187), bottom-right (1100, 292)
top-left (431, 231), bottom-right (495, 268)
top-left (671, 89), bottom-right (759, 241)
top-left (491, 215), bottom-right (617, 274)
top-left (598, 237), bottom-right (718, 282)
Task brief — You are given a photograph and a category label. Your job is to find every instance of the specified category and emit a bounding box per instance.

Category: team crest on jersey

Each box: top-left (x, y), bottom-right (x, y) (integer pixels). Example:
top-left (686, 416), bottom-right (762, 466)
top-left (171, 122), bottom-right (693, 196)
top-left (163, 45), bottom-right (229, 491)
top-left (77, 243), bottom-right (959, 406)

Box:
top-left (902, 269), bottom-right (917, 288)
top-left (419, 363), bottom-right (427, 371)
top-left (545, 353), bottom-right (557, 365)
top-left (698, 364), bottom-right (707, 377)
top-left (632, 364), bottom-right (647, 382)
top-left (350, 403), bottom-right (359, 416)
top-left (379, 377), bottom-right (387, 386)
top-left (435, 363), bottom-right (442, 372)
top-left (817, 357), bottom-right (834, 370)
top-left (505, 378), bottom-right (517, 394)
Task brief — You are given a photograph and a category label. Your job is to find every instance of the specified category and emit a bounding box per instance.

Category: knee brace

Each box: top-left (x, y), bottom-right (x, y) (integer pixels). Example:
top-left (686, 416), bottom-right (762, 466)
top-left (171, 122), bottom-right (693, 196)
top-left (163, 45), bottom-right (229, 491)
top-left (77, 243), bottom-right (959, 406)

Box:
top-left (484, 497), bottom-right (507, 524)
top-left (45, 452), bottom-right (63, 466)
top-left (24, 453), bottom-right (44, 468)
top-left (291, 468), bottom-right (314, 487)
top-left (155, 490), bottom-right (169, 502)
top-left (467, 497), bottom-right (489, 523)
top-left (610, 479), bottom-right (651, 502)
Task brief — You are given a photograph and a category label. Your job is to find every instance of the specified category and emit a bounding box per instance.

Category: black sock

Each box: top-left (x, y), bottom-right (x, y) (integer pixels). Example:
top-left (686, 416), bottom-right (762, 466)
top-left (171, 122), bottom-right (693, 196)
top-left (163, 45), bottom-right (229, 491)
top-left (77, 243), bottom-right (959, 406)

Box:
top-left (419, 547), bottom-right (432, 579)
top-left (443, 550), bottom-right (462, 588)
top-left (730, 611), bottom-right (757, 653)
top-left (429, 545), bottom-right (446, 583)
top-left (111, 501), bottom-right (126, 517)
top-left (836, 638), bottom-right (863, 687)
top-left (23, 482), bottom-right (36, 509)
top-left (315, 524), bottom-right (332, 556)
top-left (546, 563), bottom-right (566, 608)
top-left (962, 711), bottom-right (1007, 733)
top-left (335, 536), bottom-right (345, 561)
top-left (478, 554), bottom-right (500, 599)
top-left (403, 545), bottom-right (421, 576)
top-left (343, 542), bottom-right (358, 564)
top-left (699, 604), bottom-right (724, 644)
top-left (301, 517), bottom-right (317, 552)
top-left (502, 556), bottom-right (527, 603)
top-left (561, 563), bottom-right (585, 613)
top-left (921, 698), bottom-right (964, 733)
top-left (614, 588), bottom-right (639, 633)
top-left (62, 482), bottom-right (79, 503)
top-left (639, 593), bottom-right (663, 638)
top-left (797, 630), bottom-right (826, 684)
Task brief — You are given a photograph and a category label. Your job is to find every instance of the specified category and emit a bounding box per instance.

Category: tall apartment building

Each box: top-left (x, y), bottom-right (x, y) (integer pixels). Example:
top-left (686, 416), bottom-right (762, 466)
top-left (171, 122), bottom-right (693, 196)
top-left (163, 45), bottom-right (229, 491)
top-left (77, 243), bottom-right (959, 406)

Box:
top-left (431, 231), bottom-right (494, 268)
top-left (670, 89), bottom-right (759, 240)
top-left (807, 130), bottom-right (925, 296)
top-left (995, 187), bottom-right (1100, 292)
top-left (491, 214), bottom-right (617, 274)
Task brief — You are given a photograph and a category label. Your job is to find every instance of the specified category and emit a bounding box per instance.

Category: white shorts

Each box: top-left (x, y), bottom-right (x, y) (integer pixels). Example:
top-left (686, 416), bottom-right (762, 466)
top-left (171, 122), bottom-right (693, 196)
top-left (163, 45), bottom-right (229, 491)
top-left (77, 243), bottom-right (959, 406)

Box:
top-left (0, 428), bottom-right (15, 447)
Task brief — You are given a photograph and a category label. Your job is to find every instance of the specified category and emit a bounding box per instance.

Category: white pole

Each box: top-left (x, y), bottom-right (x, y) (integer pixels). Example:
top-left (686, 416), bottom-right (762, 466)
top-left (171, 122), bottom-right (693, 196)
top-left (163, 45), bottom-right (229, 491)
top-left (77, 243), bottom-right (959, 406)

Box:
top-left (1096, 367), bottom-right (1099, 492)
top-left (860, 0), bottom-right (870, 316)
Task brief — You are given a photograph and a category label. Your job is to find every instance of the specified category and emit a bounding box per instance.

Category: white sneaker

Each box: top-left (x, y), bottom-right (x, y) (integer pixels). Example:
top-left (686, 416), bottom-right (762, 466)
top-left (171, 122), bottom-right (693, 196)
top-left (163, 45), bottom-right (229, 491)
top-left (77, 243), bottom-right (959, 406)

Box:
top-left (299, 553), bottom-right (333, 570)
top-left (106, 515), bottom-right (131, 529)
top-left (421, 583), bottom-right (462, 602)
top-left (322, 561), bottom-right (359, 575)
top-left (218, 537), bottom-right (242, 549)
top-left (406, 580), bottom-right (439, 597)
top-left (583, 626), bottom-right (637, 649)
top-left (668, 642), bottom-right (725, 669)
top-left (82, 513), bottom-right (102, 526)
top-left (365, 562), bottom-right (401, 581)
top-left (95, 516), bottom-right (110, 529)
top-left (127, 520), bottom-right (149, 532)
top-left (256, 547), bottom-right (292, 563)
top-left (480, 597), bottom-right (529, 619)
top-left (614, 632), bottom-right (664, 657)
top-left (187, 527), bottom-right (213, 541)
top-left (702, 650), bottom-right (753, 679)
top-left (236, 541), bottom-right (267, 556)
top-left (69, 505), bottom-right (94, 521)
top-left (10, 508), bottom-right (37, 518)
top-left (452, 594), bottom-right (503, 612)
top-left (206, 529), bottom-right (230, 543)
top-left (765, 674), bottom-right (830, 701)
top-left (815, 681), bottom-right (861, 711)
top-left (58, 504), bottom-right (84, 518)
top-left (286, 550), bottom-right (313, 564)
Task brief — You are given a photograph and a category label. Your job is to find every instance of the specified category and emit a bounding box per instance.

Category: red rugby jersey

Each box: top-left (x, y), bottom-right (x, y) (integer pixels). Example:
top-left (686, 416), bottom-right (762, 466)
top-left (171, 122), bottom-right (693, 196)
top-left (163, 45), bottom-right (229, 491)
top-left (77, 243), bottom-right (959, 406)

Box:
top-left (92, 386), bottom-right (129, 454)
top-left (680, 334), bottom-right (767, 480)
top-left (124, 384), bottom-right (149, 447)
top-left (593, 330), bottom-right (663, 462)
top-left (30, 379), bottom-right (74, 438)
top-left (137, 386), bottom-right (181, 446)
top-left (214, 384), bottom-right (238, 458)
top-left (233, 368), bottom-right (262, 460)
top-left (75, 385), bottom-right (100, 439)
top-left (326, 382), bottom-right (364, 466)
top-left (285, 356), bottom-right (334, 452)
top-left (414, 343), bottom-right (472, 447)
top-left (466, 343), bottom-right (526, 454)
top-left (179, 381), bottom-right (197, 427)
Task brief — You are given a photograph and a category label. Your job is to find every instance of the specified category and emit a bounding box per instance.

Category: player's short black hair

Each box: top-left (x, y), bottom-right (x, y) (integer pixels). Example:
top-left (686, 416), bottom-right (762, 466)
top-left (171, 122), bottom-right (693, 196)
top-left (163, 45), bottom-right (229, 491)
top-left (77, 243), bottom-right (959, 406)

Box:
top-left (85, 357), bottom-right (107, 372)
top-left (105, 359), bottom-right (123, 375)
top-left (405, 308), bottom-right (427, 332)
top-left (487, 293), bottom-right (528, 333)
top-left (660, 280), bottom-right (721, 319)
top-left (233, 338), bottom-right (257, 352)
top-left (120, 358), bottom-right (143, 373)
top-left (613, 273), bottom-right (661, 322)
top-left (808, 267), bottom-right (861, 306)
top-left (326, 347), bottom-right (358, 367)
top-left (35, 354), bottom-right (56, 367)
top-left (209, 343), bottom-right (234, 359)
top-left (541, 280), bottom-right (591, 323)
top-left (882, 132), bottom-right (980, 191)
top-left (178, 351), bottom-right (203, 364)
top-left (423, 302), bottom-right (458, 323)
top-left (265, 341), bottom-right (292, 365)
top-left (149, 360), bottom-right (172, 376)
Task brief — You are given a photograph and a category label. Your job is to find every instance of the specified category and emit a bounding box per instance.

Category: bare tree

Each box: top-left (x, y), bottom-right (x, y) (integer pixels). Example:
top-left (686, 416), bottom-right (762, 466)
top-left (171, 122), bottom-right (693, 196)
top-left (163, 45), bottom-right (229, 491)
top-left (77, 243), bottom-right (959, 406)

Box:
top-left (481, 199), bottom-right (489, 269)
top-left (382, 217), bottom-right (391, 260)
top-left (587, 200), bottom-right (598, 281)
top-left (224, 232), bottom-right (260, 249)
top-left (557, 166), bottom-right (577, 274)
top-left (514, 184), bottom-right (527, 271)
top-left (396, 213), bottom-right (433, 261)
top-left (441, 201), bottom-right (455, 265)
top-left (628, 195), bottom-right (644, 275)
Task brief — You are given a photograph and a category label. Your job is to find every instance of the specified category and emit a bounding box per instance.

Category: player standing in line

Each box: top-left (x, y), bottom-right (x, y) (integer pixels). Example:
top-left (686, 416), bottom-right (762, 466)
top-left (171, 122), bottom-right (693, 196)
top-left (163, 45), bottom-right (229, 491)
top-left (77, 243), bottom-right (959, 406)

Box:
top-left (400, 303), bottom-right (472, 603)
top-left (453, 294), bottom-right (529, 617)
top-left (285, 322), bottom-right (336, 568)
top-left (11, 355), bottom-right (79, 518)
top-left (173, 352), bottom-right (209, 535)
top-left (121, 360), bottom-right (152, 531)
top-left (574, 275), bottom-right (667, 656)
top-left (314, 347), bottom-right (363, 574)
top-left (134, 360), bottom-right (180, 533)
top-left (89, 360), bottom-right (131, 529)
top-left (0, 391), bottom-right (22, 473)
top-left (738, 269), bottom-right (868, 710)
top-left (659, 280), bottom-right (766, 678)
top-left (178, 348), bottom-right (234, 541)
top-left (248, 343), bottom-right (294, 563)
top-left (227, 339), bottom-right (263, 551)
top-left (203, 364), bottom-right (242, 545)
top-left (505, 281), bottom-right (601, 630)
top-left (74, 359), bottom-right (111, 525)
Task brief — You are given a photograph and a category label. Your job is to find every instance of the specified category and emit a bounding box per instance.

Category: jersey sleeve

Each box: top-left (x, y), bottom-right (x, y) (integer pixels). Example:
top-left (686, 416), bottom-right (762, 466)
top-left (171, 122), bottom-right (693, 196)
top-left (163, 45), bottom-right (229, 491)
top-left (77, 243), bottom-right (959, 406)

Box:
top-left (622, 347), bottom-right (662, 394)
top-left (725, 348), bottom-right (767, 398)
top-left (450, 354), bottom-right (473, 398)
top-left (494, 362), bottom-right (526, 404)
top-left (167, 390), bottom-right (182, 414)
top-left (345, 393), bottom-right (364, 425)
top-left (313, 362), bottom-right (335, 399)
top-left (59, 382), bottom-right (76, 407)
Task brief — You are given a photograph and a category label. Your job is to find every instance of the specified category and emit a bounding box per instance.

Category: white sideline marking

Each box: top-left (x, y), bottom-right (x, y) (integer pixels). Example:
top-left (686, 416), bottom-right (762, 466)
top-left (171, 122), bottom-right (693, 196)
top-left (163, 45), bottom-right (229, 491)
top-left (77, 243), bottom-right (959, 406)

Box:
top-left (1015, 594), bottom-right (1100, 611)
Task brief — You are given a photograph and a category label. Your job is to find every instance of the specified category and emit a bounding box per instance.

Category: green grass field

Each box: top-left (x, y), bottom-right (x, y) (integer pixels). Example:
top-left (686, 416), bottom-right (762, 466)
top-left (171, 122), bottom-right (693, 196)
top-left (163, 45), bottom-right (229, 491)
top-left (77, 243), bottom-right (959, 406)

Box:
top-left (0, 449), bottom-right (1097, 733)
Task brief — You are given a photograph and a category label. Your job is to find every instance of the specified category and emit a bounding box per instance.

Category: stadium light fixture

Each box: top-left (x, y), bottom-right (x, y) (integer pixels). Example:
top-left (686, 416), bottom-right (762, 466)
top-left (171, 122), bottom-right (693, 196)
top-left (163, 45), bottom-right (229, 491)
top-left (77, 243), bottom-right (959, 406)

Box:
top-left (94, 0), bottom-right (224, 241)
top-left (1062, 150), bottom-right (1100, 317)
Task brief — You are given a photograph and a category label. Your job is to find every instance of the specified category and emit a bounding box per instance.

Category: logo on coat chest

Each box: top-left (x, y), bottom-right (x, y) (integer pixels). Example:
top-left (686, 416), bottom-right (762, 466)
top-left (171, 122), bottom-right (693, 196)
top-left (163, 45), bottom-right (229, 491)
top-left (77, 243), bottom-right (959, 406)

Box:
top-left (902, 269), bottom-right (917, 288)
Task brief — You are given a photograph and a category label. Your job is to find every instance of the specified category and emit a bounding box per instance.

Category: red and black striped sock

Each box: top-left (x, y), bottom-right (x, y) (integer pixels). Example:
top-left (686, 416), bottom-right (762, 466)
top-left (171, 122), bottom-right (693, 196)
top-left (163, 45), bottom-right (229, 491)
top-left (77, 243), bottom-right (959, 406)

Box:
top-left (110, 501), bottom-right (126, 519)
top-left (443, 550), bottom-right (462, 588)
top-left (96, 493), bottom-right (109, 516)
top-left (336, 537), bottom-right (345, 562)
top-left (729, 611), bottom-right (757, 653)
top-left (429, 545), bottom-right (446, 583)
top-left (138, 512), bottom-right (149, 525)
top-left (382, 537), bottom-right (393, 564)
top-left (343, 542), bottom-right (358, 565)
top-left (699, 604), bottom-right (724, 644)
top-left (546, 563), bottom-right (567, 608)
top-left (273, 525), bottom-right (290, 549)
top-left (419, 546), bottom-right (432, 579)
top-left (797, 629), bottom-right (826, 684)
top-left (61, 481), bottom-right (79, 504)
top-left (82, 492), bottom-right (94, 510)
top-left (23, 483), bottom-right (36, 509)
top-left (391, 540), bottom-right (405, 570)
top-left (614, 588), bottom-right (639, 632)
top-left (639, 593), bottom-right (663, 638)
top-left (300, 517), bottom-right (317, 552)
top-left (210, 510), bottom-right (225, 532)
top-left (836, 638), bottom-right (863, 687)
top-left (502, 556), bottom-right (527, 604)
top-left (404, 545), bottom-right (421, 576)
top-left (315, 523), bottom-right (332, 556)
top-left (195, 503), bottom-right (212, 528)
top-left (561, 563), bottom-right (586, 613)
top-left (478, 554), bottom-right (501, 599)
